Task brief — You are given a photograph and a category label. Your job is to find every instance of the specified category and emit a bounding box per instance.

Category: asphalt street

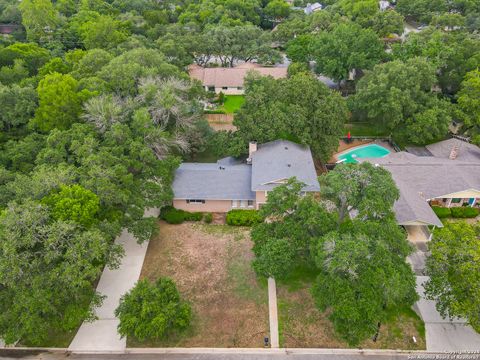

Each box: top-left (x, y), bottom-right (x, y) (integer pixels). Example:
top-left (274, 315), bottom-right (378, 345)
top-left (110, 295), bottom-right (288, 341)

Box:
top-left (2, 350), bottom-right (480, 360)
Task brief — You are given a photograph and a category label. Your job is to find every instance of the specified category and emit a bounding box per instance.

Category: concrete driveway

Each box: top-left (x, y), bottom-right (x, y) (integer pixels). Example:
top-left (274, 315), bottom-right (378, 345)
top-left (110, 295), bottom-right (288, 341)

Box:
top-left (414, 276), bottom-right (480, 351)
top-left (69, 209), bottom-right (158, 353)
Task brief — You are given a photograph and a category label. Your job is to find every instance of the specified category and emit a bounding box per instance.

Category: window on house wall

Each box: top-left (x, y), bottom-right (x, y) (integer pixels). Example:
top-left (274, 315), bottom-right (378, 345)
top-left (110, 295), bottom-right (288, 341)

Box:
top-left (232, 200), bottom-right (238, 208)
top-left (186, 199), bottom-right (205, 204)
top-left (451, 198), bottom-right (461, 203)
top-left (222, 86), bottom-right (228, 90)
top-left (237, 87), bottom-right (243, 90)
top-left (240, 200), bottom-right (247, 208)
top-left (208, 86), bottom-right (215, 92)
top-left (247, 200), bottom-right (254, 207)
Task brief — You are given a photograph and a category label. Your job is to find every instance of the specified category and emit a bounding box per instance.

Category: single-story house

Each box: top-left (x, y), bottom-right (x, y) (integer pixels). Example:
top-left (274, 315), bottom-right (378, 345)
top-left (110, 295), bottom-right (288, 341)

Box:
top-left (188, 63), bottom-right (288, 95)
top-left (362, 138), bottom-right (480, 241)
top-left (172, 140), bottom-right (320, 212)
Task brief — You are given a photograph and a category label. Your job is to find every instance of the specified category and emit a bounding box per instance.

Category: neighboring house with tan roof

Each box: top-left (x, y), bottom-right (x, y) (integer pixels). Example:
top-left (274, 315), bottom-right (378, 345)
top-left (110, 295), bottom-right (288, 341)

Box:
top-left (361, 138), bottom-right (480, 241)
top-left (172, 140), bottom-right (320, 212)
top-left (188, 63), bottom-right (288, 95)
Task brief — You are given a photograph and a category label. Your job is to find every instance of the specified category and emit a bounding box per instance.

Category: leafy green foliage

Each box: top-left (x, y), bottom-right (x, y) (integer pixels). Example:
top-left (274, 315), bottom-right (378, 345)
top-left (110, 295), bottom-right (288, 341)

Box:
top-left (425, 222), bottom-right (480, 332)
top-left (310, 23), bottom-right (384, 82)
top-left (458, 69), bottom-right (480, 144)
top-left (450, 206), bottom-right (479, 218)
top-left (115, 278), bottom-right (192, 341)
top-left (311, 220), bottom-right (417, 345)
top-left (42, 184), bottom-right (100, 227)
top-left (160, 206), bottom-right (204, 224)
top-left (226, 209), bottom-right (263, 226)
top-left (31, 72), bottom-right (86, 132)
top-left (251, 178), bottom-right (337, 279)
top-left (0, 200), bottom-right (123, 345)
top-left (352, 57), bottom-right (452, 144)
top-left (252, 238), bottom-right (296, 279)
top-left (319, 162), bottom-right (399, 224)
top-left (431, 205), bottom-right (451, 218)
top-left (232, 72), bottom-right (348, 162)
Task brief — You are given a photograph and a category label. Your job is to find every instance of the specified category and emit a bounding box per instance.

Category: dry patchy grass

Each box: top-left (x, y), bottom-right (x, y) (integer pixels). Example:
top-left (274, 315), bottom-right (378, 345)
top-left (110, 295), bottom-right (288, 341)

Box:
top-left (129, 221), bottom-right (268, 347)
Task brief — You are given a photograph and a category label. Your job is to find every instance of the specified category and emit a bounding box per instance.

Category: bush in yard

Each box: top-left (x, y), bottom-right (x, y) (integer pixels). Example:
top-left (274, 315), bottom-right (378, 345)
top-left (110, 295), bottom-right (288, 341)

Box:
top-left (451, 206), bottom-right (479, 218)
top-left (160, 206), bottom-right (203, 224)
top-left (115, 278), bottom-right (191, 341)
top-left (183, 211), bottom-right (203, 221)
top-left (432, 206), bottom-right (451, 218)
top-left (204, 212), bottom-right (213, 223)
top-left (226, 209), bottom-right (263, 226)
top-left (160, 206), bottom-right (185, 224)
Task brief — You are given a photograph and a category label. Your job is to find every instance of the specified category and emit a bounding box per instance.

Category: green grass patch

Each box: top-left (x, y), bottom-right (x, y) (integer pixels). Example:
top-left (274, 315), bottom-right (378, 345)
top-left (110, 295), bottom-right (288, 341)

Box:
top-left (218, 95), bottom-right (245, 114)
top-left (277, 262), bottom-right (318, 292)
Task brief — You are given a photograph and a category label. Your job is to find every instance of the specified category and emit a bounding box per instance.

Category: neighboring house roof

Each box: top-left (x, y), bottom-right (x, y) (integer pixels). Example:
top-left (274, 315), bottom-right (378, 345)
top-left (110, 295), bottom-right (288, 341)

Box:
top-left (425, 138), bottom-right (480, 162)
top-left (251, 140), bottom-right (320, 192)
top-left (189, 65), bottom-right (288, 88)
top-left (173, 162), bottom-right (255, 200)
top-left (173, 140), bottom-right (320, 201)
top-left (362, 142), bottom-right (480, 227)
top-left (304, 2), bottom-right (322, 14)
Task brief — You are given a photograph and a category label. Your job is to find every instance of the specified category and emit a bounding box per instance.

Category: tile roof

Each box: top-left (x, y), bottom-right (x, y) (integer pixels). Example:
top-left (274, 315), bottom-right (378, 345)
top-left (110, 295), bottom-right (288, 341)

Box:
top-left (189, 65), bottom-right (288, 88)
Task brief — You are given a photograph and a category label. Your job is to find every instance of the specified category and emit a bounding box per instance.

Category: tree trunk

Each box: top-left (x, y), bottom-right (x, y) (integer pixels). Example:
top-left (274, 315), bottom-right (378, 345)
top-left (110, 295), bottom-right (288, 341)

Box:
top-left (372, 322), bottom-right (381, 342)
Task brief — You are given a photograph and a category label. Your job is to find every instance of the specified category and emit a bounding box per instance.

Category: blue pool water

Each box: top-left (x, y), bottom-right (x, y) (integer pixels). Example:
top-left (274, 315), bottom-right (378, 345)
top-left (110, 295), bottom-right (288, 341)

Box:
top-left (337, 144), bottom-right (390, 164)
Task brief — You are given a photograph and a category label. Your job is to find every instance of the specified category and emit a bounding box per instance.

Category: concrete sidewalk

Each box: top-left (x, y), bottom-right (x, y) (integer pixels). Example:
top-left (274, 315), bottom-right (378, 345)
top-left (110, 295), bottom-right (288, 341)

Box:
top-left (414, 276), bottom-right (480, 351)
top-left (69, 209), bottom-right (158, 353)
top-left (267, 277), bottom-right (279, 348)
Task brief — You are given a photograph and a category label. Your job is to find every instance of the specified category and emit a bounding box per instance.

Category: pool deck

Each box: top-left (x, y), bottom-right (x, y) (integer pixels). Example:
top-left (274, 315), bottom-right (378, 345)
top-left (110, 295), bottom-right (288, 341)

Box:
top-left (330, 139), bottom-right (395, 164)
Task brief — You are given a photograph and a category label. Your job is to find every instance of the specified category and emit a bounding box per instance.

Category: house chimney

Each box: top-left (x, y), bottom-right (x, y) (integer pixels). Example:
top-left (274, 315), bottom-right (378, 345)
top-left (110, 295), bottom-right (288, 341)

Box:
top-left (449, 144), bottom-right (459, 160)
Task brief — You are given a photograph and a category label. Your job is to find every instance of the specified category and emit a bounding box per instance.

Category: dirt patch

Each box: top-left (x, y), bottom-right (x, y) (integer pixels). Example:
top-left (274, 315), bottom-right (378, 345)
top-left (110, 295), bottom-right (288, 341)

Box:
top-left (132, 222), bottom-right (268, 347)
top-left (206, 114), bottom-right (237, 132)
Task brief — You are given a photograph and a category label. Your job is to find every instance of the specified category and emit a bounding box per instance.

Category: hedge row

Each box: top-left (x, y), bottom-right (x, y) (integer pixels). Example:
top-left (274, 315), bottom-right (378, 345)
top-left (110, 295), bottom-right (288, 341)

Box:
top-left (432, 206), bottom-right (479, 219)
top-left (226, 209), bottom-right (263, 226)
top-left (160, 206), bottom-right (212, 224)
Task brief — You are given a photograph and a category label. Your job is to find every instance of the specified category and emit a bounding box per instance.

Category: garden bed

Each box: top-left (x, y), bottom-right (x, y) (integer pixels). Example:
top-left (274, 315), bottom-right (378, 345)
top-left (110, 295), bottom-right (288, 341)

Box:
top-left (130, 222), bottom-right (268, 347)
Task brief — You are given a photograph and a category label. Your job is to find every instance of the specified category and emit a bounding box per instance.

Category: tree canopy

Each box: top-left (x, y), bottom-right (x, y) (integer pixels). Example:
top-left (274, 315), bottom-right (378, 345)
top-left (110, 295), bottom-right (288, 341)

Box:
top-left (425, 222), bottom-right (480, 332)
top-left (115, 278), bottom-right (192, 341)
top-left (229, 72), bottom-right (348, 162)
top-left (250, 166), bottom-right (417, 345)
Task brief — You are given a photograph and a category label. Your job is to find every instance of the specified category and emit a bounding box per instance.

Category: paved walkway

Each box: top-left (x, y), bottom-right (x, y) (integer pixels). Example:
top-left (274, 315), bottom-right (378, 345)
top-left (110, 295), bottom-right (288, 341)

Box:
top-left (69, 209), bottom-right (158, 353)
top-left (414, 276), bottom-right (480, 351)
top-left (267, 277), bottom-right (279, 348)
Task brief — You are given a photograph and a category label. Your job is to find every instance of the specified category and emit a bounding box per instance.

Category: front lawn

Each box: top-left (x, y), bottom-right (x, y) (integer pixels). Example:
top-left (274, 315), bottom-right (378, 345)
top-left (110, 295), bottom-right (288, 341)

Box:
top-left (277, 264), bottom-right (426, 350)
top-left (129, 222), bottom-right (268, 347)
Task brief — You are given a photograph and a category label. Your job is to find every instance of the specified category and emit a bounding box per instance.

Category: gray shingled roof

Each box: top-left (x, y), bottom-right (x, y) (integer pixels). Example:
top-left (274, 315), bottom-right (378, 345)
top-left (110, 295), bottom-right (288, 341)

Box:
top-left (173, 140), bottom-right (320, 201)
top-left (426, 138), bottom-right (480, 162)
top-left (173, 161), bottom-right (255, 200)
top-left (251, 140), bottom-right (320, 192)
top-left (362, 146), bottom-right (480, 227)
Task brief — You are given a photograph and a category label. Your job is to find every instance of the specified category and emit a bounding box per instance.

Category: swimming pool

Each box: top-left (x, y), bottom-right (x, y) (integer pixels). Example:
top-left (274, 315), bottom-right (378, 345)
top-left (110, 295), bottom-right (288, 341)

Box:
top-left (337, 144), bottom-right (391, 164)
